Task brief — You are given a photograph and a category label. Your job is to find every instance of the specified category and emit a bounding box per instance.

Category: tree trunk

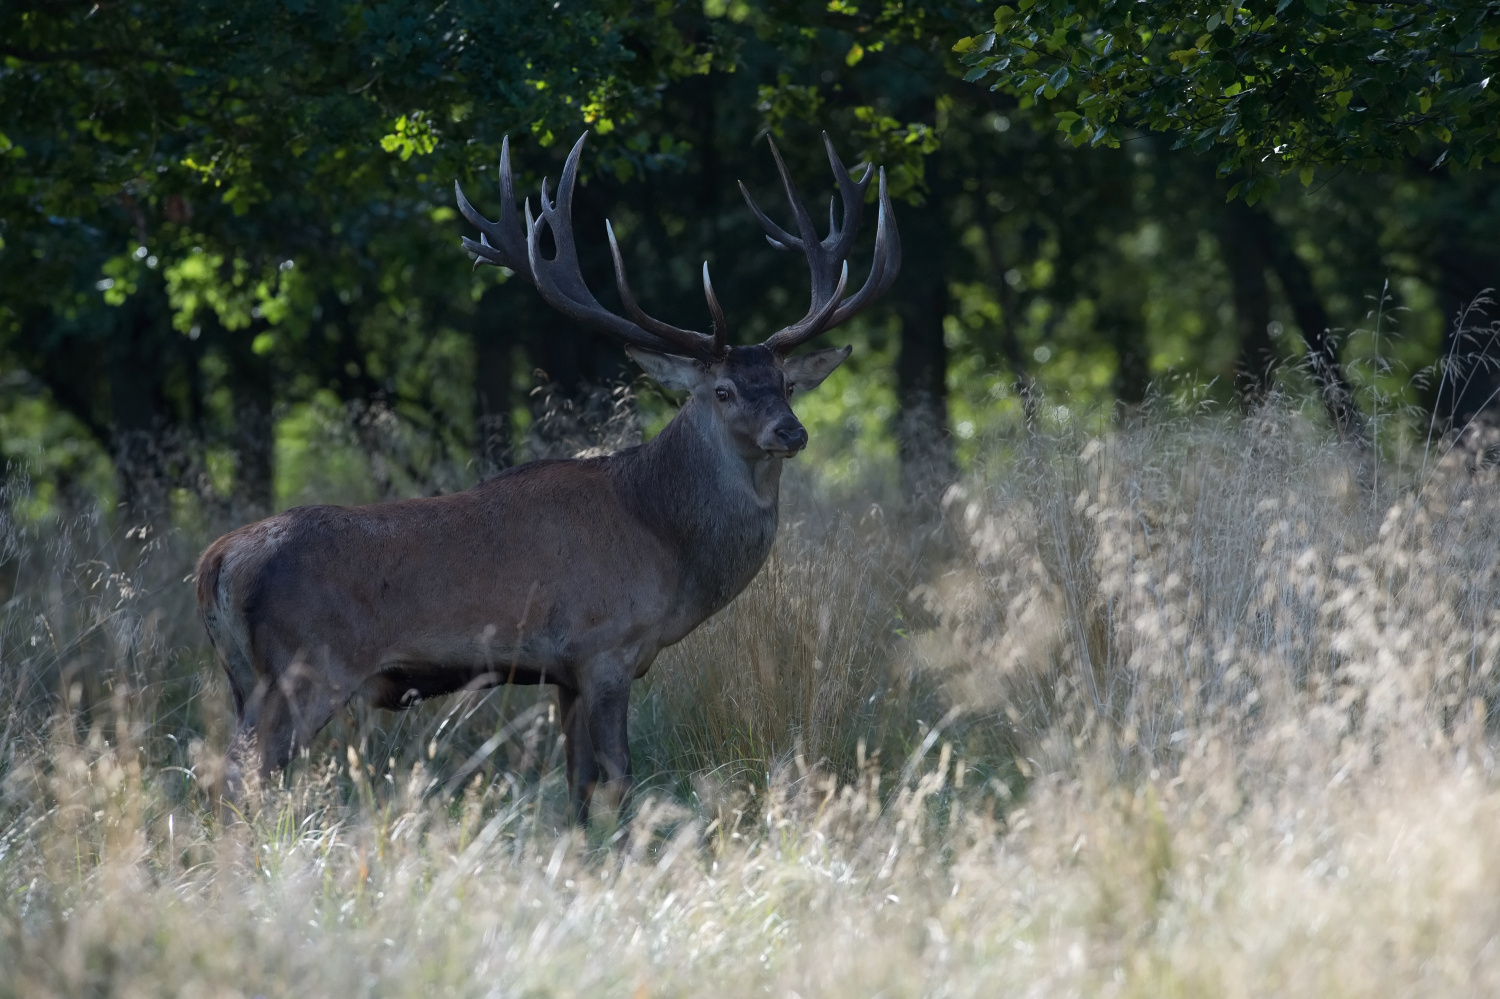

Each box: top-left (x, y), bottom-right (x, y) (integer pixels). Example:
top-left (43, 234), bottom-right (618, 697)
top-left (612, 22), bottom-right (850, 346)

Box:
top-left (1219, 198), bottom-right (1276, 406)
top-left (895, 277), bottom-right (954, 500)
top-left (1246, 207), bottom-right (1367, 444)
top-left (996, 309), bottom-right (1040, 433)
top-left (473, 284), bottom-right (516, 476)
top-left (108, 292), bottom-right (173, 525)
top-left (1430, 242), bottom-right (1500, 434)
top-left (217, 315), bottom-right (276, 519)
top-left (892, 174), bottom-right (954, 501)
top-left (1104, 306), bottom-right (1149, 411)
top-left (986, 230), bottom-right (1041, 433)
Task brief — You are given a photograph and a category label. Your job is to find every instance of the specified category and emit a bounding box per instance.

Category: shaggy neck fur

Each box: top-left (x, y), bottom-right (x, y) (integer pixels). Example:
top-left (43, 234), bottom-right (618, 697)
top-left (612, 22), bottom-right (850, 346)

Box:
top-left (606, 395), bottom-right (782, 626)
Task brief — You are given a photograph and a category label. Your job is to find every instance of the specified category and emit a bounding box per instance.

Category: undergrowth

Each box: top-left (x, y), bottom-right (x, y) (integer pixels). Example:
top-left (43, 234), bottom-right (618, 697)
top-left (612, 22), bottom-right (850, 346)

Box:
top-left (5, 398), bottom-right (1500, 996)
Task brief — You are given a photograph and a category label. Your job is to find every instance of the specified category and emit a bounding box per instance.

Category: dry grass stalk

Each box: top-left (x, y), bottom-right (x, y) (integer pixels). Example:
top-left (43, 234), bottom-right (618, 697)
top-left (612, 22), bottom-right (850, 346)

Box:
top-left (5, 407), bottom-right (1500, 995)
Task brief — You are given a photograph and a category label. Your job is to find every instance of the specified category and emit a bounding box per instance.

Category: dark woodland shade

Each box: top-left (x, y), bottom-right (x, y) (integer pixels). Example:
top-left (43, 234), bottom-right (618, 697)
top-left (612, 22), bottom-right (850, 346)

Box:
top-left (4, 0), bottom-right (1498, 519)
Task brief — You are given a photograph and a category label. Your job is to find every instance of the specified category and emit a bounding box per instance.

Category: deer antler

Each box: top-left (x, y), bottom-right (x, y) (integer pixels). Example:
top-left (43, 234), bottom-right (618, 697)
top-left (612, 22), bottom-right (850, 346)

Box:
top-left (456, 136), bottom-right (530, 278)
top-left (740, 132), bottom-right (902, 355)
top-left (457, 133), bottom-right (726, 360)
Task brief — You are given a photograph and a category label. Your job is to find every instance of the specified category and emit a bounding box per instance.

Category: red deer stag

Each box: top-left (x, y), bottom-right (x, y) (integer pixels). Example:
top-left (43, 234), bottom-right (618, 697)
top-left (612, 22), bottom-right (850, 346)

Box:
top-left (195, 131), bottom-right (900, 821)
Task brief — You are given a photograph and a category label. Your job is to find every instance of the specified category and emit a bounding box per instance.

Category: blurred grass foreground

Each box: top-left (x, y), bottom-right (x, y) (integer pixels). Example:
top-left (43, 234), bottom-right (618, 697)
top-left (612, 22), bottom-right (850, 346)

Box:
top-left (5, 400), bottom-right (1500, 998)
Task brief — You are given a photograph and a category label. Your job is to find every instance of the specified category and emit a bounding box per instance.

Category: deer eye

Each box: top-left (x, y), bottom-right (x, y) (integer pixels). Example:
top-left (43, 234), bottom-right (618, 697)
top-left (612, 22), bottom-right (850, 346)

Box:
top-left (715, 386), bottom-right (730, 402)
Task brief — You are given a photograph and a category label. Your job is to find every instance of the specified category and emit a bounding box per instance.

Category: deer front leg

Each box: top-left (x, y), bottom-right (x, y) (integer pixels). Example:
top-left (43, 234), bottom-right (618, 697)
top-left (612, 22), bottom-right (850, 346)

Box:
top-left (581, 667), bottom-right (634, 823)
top-left (557, 685), bottom-right (599, 825)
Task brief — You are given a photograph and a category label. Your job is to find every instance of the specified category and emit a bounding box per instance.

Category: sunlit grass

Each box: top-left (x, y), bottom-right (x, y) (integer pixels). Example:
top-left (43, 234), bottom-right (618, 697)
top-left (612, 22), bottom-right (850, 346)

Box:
top-left (5, 402), bottom-right (1500, 996)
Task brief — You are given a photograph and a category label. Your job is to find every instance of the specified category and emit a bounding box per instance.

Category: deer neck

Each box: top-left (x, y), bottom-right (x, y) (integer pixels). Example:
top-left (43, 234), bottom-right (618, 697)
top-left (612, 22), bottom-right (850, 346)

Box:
top-left (677, 397), bottom-right (783, 505)
top-left (615, 397), bottom-right (782, 627)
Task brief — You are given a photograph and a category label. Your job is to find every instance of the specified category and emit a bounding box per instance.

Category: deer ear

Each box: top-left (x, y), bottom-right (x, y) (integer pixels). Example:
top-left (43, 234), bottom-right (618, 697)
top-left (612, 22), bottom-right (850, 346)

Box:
top-left (782, 345), bottom-right (852, 397)
top-left (626, 347), bottom-right (707, 393)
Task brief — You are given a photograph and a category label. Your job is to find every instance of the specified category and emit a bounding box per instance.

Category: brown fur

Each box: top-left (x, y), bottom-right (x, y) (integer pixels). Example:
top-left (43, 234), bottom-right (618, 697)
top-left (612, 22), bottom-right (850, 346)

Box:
top-left (195, 345), bottom-right (850, 822)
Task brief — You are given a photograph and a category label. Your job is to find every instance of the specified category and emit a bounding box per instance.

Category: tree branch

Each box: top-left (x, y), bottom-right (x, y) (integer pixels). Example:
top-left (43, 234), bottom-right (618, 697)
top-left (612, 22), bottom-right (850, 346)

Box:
top-left (0, 44), bottom-right (136, 64)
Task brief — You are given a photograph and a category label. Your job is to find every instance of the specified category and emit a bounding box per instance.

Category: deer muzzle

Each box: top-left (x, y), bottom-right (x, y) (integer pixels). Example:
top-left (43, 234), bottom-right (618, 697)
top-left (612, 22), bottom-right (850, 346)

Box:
top-left (760, 419), bottom-right (809, 458)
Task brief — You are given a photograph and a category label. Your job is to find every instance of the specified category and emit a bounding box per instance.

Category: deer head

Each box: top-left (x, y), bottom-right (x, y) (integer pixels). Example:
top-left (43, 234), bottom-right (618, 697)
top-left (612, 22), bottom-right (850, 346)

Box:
top-left (455, 132), bottom-right (900, 460)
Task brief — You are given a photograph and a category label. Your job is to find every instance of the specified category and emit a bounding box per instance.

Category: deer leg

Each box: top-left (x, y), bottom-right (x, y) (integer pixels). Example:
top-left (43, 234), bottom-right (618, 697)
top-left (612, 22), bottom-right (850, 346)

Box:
top-left (218, 721), bottom-right (254, 804)
top-left (581, 670), bottom-right (634, 821)
top-left (557, 685), bottom-right (599, 824)
top-left (249, 654), bottom-right (343, 780)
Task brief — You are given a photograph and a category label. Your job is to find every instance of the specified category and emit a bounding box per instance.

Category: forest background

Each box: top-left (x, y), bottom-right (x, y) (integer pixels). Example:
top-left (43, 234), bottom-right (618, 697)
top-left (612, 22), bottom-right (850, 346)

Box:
top-left (5, 5), bottom-right (1500, 993)
top-left (3, 0), bottom-right (1497, 524)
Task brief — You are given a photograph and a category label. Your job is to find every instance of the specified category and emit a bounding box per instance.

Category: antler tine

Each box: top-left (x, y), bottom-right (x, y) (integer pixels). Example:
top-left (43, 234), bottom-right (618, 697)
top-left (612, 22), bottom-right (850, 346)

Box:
top-left (532, 132), bottom-right (589, 303)
top-left (738, 180), bottom-right (796, 251)
top-left (521, 196), bottom-right (631, 345)
top-left (762, 262), bottom-right (850, 353)
top-left (522, 136), bottom-right (684, 354)
top-left (755, 134), bottom-right (899, 355)
top-left (767, 136), bottom-right (821, 250)
top-left (604, 220), bottom-right (719, 356)
top-left (739, 133), bottom-right (828, 254)
top-left (818, 131), bottom-right (872, 260)
top-left (456, 135), bottom-right (534, 279)
top-left (702, 262), bottom-right (728, 355)
top-left (514, 132), bottom-right (722, 360)
top-left (827, 166), bottom-right (902, 328)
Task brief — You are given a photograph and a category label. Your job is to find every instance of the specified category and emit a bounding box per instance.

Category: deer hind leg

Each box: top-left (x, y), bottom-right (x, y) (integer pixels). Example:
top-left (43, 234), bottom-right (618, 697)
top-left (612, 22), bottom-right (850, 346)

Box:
top-left (203, 602), bottom-right (261, 803)
top-left (557, 686), bottom-right (600, 824)
top-left (245, 647), bottom-right (346, 780)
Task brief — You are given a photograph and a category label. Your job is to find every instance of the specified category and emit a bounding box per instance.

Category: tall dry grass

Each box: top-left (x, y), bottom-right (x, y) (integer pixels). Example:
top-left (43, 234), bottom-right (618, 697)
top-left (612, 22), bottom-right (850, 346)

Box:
top-left (5, 402), bottom-right (1500, 996)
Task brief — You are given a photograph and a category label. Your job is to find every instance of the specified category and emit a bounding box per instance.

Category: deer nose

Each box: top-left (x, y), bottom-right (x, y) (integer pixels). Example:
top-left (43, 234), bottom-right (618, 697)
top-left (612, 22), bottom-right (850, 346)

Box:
top-left (774, 424), bottom-right (808, 452)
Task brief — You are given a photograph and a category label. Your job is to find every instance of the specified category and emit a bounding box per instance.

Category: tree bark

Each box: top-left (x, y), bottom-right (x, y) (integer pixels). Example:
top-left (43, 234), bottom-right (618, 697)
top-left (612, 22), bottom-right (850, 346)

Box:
top-left (892, 174), bottom-right (954, 501)
top-left (1246, 207), bottom-right (1367, 444)
top-left (995, 296), bottom-right (1040, 432)
top-left (108, 291), bottom-right (174, 525)
top-left (473, 284), bottom-right (516, 476)
top-left (1430, 242), bottom-right (1500, 433)
top-left (219, 315), bottom-right (276, 519)
top-left (1104, 305), bottom-right (1149, 410)
top-left (1219, 198), bottom-right (1276, 406)
top-left (895, 277), bottom-right (954, 500)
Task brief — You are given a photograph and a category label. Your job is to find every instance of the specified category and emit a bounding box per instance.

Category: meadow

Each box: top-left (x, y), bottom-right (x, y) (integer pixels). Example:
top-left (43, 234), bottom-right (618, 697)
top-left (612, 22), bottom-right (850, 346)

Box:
top-left (4, 398), bottom-right (1500, 998)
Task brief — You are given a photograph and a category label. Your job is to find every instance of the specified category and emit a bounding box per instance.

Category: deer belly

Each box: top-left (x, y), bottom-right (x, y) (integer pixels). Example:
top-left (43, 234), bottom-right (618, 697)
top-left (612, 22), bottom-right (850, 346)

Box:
top-left (365, 580), bottom-right (669, 681)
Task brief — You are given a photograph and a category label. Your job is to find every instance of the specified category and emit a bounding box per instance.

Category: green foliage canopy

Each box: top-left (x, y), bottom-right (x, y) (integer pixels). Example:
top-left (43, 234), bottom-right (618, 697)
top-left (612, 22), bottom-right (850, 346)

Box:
top-left (0, 0), bottom-right (719, 500)
top-left (0, 0), bottom-right (719, 345)
top-left (2, 0), bottom-right (1497, 516)
top-left (956, 1), bottom-right (1500, 200)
